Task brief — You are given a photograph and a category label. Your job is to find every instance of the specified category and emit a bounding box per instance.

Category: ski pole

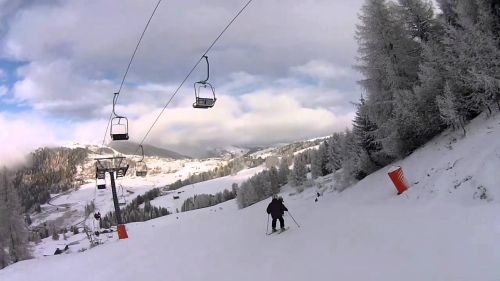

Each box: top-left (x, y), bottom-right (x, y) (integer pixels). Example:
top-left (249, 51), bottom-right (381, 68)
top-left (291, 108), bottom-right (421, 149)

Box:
top-left (286, 211), bottom-right (300, 228)
top-left (266, 214), bottom-right (270, 234)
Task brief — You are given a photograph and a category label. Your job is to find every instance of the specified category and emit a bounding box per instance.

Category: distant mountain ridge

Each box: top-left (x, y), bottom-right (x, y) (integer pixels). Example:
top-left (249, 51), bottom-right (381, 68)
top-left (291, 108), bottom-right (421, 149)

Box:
top-left (108, 142), bottom-right (189, 159)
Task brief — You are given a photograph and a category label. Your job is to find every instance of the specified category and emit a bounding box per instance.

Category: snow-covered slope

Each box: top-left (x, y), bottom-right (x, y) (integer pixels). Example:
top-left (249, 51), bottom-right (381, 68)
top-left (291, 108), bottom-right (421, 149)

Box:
top-left (150, 165), bottom-right (266, 211)
top-left (1, 113), bottom-right (499, 281)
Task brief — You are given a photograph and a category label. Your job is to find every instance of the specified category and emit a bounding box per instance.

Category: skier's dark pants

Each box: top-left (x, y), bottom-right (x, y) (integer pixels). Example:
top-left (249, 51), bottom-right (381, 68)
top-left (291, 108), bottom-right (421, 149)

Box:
top-left (272, 215), bottom-right (284, 229)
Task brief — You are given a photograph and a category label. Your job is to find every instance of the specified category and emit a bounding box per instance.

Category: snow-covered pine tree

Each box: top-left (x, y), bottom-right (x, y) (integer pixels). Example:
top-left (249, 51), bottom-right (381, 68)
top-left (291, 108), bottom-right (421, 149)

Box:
top-left (310, 149), bottom-right (322, 179)
top-left (433, 0), bottom-right (500, 128)
top-left (396, 0), bottom-right (436, 42)
top-left (0, 168), bottom-right (31, 266)
top-left (436, 81), bottom-right (467, 135)
top-left (356, 0), bottom-right (420, 158)
top-left (289, 153), bottom-right (307, 186)
top-left (0, 239), bottom-right (9, 269)
top-left (326, 133), bottom-right (343, 172)
top-left (352, 96), bottom-right (385, 176)
top-left (389, 0), bottom-right (446, 155)
top-left (51, 225), bottom-right (60, 241)
top-left (277, 157), bottom-right (290, 186)
top-left (339, 129), bottom-right (364, 182)
top-left (311, 141), bottom-right (330, 179)
top-left (268, 166), bottom-right (280, 195)
top-left (436, 0), bottom-right (457, 24)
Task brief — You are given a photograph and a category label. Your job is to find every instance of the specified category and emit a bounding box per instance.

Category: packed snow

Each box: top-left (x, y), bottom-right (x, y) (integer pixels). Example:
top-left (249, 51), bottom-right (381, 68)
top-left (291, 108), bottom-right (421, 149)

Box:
top-left (1, 113), bottom-right (499, 281)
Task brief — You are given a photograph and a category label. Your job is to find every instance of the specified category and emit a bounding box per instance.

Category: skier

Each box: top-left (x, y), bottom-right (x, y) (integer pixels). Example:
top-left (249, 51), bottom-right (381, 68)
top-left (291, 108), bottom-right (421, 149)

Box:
top-left (266, 195), bottom-right (288, 232)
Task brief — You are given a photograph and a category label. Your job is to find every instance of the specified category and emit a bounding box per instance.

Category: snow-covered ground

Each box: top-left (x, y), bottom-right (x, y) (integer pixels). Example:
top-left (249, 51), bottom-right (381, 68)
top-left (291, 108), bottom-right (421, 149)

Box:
top-left (150, 166), bottom-right (266, 211)
top-left (30, 156), bottom-right (229, 227)
top-left (2, 113), bottom-right (500, 281)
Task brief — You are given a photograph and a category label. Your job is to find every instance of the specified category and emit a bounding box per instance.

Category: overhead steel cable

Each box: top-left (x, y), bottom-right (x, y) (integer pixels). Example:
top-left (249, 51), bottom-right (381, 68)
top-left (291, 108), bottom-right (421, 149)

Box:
top-left (102, 0), bottom-right (164, 146)
top-left (134, 0), bottom-right (255, 154)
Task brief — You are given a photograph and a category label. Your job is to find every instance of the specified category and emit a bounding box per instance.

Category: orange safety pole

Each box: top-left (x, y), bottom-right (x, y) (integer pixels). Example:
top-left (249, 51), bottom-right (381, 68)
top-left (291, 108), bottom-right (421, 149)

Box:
top-left (117, 224), bottom-right (128, 240)
top-left (388, 166), bottom-right (409, 195)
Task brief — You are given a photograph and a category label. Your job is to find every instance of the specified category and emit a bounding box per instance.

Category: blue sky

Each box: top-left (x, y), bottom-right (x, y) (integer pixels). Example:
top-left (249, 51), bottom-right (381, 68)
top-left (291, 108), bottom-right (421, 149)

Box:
top-left (0, 0), bottom-right (372, 162)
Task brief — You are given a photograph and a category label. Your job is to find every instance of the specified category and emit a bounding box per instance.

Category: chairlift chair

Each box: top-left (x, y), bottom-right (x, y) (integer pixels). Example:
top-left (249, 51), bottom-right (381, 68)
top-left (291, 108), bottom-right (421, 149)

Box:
top-left (110, 116), bottom-right (129, 141)
top-left (110, 93), bottom-right (130, 141)
top-left (96, 179), bottom-right (106, 190)
top-left (96, 164), bottom-right (106, 189)
top-left (193, 55), bottom-right (216, 109)
top-left (136, 145), bottom-right (148, 177)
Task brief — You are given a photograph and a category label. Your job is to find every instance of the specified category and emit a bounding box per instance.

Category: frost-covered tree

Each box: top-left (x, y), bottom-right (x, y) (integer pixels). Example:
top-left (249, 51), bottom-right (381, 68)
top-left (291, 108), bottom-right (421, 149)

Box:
top-left (289, 154), bottom-right (307, 186)
top-left (268, 166), bottom-right (280, 195)
top-left (396, 0), bottom-right (437, 42)
top-left (339, 129), bottom-right (365, 181)
top-left (311, 141), bottom-right (331, 179)
top-left (356, 0), bottom-right (422, 158)
top-left (277, 157), bottom-right (290, 186)
top-left (51, 225), bottom-right (60, 241)
top-left (0, 168), bottom-right (31, 267)
top-left (0, 239), bottom-right (8, 269)
top-left (326, 133), bottom-right (343, 172)
top-left (432, 0), bottom-right (500, 128)
top-left (436, 81), bottom-right (467, 135)
top-left (310, 149), bottom-right (322, 179)
top-left (352, 96), bottom-right (388, 176)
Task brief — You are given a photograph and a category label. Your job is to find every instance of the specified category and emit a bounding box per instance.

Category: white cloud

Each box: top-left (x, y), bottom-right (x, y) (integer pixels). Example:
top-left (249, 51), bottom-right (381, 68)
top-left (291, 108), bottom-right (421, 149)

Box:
top-left (2, 0), bottom-right (364, 82)
top-left (0, 113), bottom-right (57, 167)
top-left (0, 0), bottom-right (364, 155)
top-left (12, 60), bottom-right (116, 118)
top-left (291, 60), bottom-right (352, 81)
top-left (0, 85), bottom-right (7, 96)
top-left (96, 88), bottom-right (355, 156)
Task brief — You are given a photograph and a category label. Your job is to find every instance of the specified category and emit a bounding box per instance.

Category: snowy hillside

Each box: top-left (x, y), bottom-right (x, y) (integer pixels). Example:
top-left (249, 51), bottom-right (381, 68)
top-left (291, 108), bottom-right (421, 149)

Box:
top-left (1, 113), bottom-right (500, 281)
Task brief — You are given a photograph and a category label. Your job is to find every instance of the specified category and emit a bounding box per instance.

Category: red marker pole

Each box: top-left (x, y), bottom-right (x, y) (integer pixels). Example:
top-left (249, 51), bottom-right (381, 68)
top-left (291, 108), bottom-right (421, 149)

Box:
top-left (388, 166), bottom-right (409, 195)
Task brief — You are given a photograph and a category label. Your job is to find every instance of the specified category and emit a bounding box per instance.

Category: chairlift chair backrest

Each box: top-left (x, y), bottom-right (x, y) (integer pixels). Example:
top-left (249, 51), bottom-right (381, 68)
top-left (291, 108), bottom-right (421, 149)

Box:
top-left (96, 179), bottom-right (106, 190)
top-left (193, 83), bottom-right (216, 109)
top-left (110, 116), bottom-right (129, 141)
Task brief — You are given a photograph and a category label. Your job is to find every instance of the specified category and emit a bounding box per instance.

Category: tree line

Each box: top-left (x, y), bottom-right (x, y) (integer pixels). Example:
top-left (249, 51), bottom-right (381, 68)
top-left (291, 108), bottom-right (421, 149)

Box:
top-left (13, 147), bottom-right (89, 212)
top-left (236, 159), bottom-right (291, 208)
top-left (180, 186), bottom-right (238, 212)
top-left (167, 156), bottom-right (265, 191)
top-left (99, 188), bottom-right (170, 228)
top-left (335, 0), bottom-right (500, 185)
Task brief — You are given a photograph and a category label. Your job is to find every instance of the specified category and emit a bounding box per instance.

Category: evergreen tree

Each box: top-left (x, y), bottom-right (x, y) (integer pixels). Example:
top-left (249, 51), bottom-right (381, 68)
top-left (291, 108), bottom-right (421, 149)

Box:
top-left (289, 154), bottom-right (307, 186)
top-left (356, 0), bottom-right (424, 157)
top-left (0, 168), bottom-right (31, 267)
top-left (277, 157), bottom-right (290, 186)
top-left (326, 134), bottom-right (343, 172)
top-left (352, 96), bottom-right (386, 175)
top-left (396, 0), bottom-right (437, 42)
top-left (310, 149), bottom-right (322, 179)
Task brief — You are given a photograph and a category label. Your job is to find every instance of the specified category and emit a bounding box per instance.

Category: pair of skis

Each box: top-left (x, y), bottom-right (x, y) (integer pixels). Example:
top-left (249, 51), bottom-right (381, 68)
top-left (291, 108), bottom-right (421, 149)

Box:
top-left (266, 226), bottom-right (289, 235)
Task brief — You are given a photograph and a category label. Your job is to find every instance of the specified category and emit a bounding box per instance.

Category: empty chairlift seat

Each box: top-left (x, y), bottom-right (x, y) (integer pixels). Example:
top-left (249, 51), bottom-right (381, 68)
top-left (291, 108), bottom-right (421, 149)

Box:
top-left (193, 55), bottom-right (217, 109)
top-left (110, 116), bottom-right (129, 141)
top-left (110, 93), bottom-right (130, 141)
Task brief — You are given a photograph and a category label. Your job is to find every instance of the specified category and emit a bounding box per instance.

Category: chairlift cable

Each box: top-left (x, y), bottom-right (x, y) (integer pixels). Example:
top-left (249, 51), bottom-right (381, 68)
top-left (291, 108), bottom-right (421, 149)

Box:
top-left (101, 0), bottom-right (164, 146)
top-left (134, 0), bottom-right (255, 154)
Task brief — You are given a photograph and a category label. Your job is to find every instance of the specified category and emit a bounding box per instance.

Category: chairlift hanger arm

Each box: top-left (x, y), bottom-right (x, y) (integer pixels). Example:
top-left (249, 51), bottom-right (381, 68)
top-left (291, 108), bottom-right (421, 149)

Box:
top-left (196, 55), bottom-right (210, 84)
top-left (112, 93), bottom-right (119, 117)
top-left (139, 144), bottom-right (145, 162)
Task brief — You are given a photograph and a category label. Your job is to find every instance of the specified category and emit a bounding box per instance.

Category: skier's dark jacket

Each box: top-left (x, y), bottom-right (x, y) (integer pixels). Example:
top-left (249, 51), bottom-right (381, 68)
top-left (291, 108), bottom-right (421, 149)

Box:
top-left (266, 198), bottom-right (288, 218)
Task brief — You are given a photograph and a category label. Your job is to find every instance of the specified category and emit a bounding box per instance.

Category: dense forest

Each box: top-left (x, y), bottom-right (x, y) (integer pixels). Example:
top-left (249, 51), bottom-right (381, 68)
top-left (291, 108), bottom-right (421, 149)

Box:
top-left (14, 147), bottom-right (89, 212)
